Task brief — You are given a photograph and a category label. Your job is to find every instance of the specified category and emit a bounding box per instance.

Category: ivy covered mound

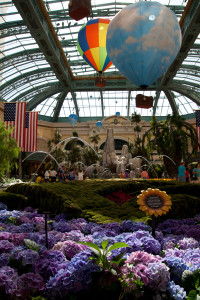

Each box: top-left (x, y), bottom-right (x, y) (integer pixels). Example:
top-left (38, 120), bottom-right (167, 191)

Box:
top-left (1, 179), bottom-right (200, 224)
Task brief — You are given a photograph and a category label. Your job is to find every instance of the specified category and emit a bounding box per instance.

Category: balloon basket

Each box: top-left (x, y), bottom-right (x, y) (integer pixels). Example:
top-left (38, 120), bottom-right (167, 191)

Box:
top-left (68, 0), bottom-right (91, 21)
top-left (136, 94), bottom-right (153, 109)
top-left (95, 76), bottom-right (106, 88)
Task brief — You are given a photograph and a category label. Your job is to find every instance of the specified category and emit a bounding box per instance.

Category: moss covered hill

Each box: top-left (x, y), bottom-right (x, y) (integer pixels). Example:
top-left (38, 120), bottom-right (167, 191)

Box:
top-left (1, 179), bottom-right (200, 224)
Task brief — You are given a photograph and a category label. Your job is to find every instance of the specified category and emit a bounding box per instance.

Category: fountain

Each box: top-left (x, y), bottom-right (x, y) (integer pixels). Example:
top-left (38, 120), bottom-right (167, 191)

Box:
top-left (22, 137), bottom-right (99, 183)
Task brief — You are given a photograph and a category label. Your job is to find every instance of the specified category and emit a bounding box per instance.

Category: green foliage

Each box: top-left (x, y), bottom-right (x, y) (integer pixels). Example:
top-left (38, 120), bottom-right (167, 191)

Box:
top-left (3, 179), bottom-right (200, 224)
top-left (47, 129), bottom-right (67, 164)
top-left (89, 130), bottom-right (101, 151)
top-left (24, 239), bottom-right (41, 251)
top-left (82, 147), bottom-right (99, 166)
top-left (181, 269), bottom-right (200, 300)
top-left (143, 114), bottom-right (199, 177)
top-left (129, 113), bottom-right (148, 159)
top-left (77, 239), bottom-right (129, 273)
top-left (66, 131), bottom-right (82, 164)
top-left (0, 121), bottom-right (19, 178)
top-left (131, 112), bottom-right (141, 123)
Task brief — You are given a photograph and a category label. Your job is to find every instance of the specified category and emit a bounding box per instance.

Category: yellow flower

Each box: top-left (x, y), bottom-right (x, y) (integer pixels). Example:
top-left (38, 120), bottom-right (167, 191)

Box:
top-left (36, 176), bottom-right (42, 183)
top-left (137, 188), bottom-right (172, 217)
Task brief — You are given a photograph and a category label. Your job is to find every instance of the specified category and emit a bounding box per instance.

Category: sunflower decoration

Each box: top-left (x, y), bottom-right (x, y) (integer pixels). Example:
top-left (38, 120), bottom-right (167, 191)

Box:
top-left (137, 188), bottom-right (172, 217)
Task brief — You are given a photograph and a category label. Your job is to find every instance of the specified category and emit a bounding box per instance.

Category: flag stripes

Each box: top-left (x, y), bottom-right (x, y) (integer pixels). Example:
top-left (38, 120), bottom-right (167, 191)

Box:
top-left (195, 110), bottom-right (200, 152)
top-left (23, 112), bottom-right (38, 152)
top-left (4, 103), bottom-right (38, 152)
top-left (4, 102), bottom-right (26, 149)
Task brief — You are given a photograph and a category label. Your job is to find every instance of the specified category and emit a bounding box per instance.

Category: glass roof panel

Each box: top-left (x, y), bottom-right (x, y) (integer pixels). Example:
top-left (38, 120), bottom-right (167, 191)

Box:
top-left (0, 0), bottom-right (199, 121)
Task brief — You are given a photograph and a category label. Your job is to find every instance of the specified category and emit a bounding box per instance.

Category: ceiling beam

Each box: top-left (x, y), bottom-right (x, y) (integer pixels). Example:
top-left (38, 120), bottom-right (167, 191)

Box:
top-left (163, 90), bottom-right (179, 115)
top-left (11, 84), bottom-right (63, 103)
top-left (127, 90), bottom-right (131, 119)
top-left (160, 0), bottom-right (200, 87)
top-left (153, 91), bottom-right (161, 116)
top-left (26, 86), bottom-right (64, 111)
top-left (168, 83), bottom-right (200, 106)
top-left (71, 92), bottom-right (79, 117)
top-left (53, 91), bottom-right (68, 122)
top-left (12, 0), bottom-right (73, 88)
top-left (100, 90), bottom-right (104, 118)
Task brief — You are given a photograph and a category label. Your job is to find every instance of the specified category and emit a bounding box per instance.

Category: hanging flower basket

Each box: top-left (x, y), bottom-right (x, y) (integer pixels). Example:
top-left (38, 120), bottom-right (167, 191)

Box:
top-left (95, 76), bottom-right (106, 88)
top-left (136, 94), bottom-right (153, 109)
top-left (68, 0), bottom-right (91, 21)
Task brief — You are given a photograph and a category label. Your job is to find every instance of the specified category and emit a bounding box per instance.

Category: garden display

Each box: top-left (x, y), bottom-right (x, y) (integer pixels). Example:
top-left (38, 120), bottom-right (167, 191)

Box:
top-left (0, 200), bottom-right (199, 299)
top-left (0, 180), bottom-right (200, 299)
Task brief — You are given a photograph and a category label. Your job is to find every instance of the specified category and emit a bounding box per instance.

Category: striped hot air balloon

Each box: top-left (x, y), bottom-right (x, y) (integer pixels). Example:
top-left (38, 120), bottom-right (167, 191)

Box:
top-left (77, 18), bottom-right (112, 87)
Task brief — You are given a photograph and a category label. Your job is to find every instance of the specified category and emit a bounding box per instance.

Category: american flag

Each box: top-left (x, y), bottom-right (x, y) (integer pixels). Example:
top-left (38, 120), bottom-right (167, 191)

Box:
top-left (195, 110), bottom-right (200, 151)
top-left (4, 102), bottom-right (26, 149)
top-left (23, 111), bottom-right (38, 152)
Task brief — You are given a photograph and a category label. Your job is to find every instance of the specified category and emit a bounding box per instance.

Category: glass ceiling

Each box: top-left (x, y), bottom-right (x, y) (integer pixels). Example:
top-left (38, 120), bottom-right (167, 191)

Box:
top-left (0, 0), bottom-right (200, 122)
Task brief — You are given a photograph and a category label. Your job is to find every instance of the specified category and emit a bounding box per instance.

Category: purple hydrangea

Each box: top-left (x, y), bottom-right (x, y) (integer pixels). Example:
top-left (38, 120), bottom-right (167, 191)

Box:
top-left (0, 202), bottom-right (8, 211)
top-left (61, 230), bottom-right (85, 242)
top-left (17, 249), bottom-right (40, 266)
top-left (178, 237), bottom-right (199, 250)
top-left (0, 253), bottom-right (10, 267)
top-left (14, 272), bottom-right (45, 299)
top-left (45, 251), bottom-right (99, 299)
top-left (167, 281), bottom-right (186, 300)
top-left (52, 240), bottom-right (87, 259)
top-left (10, 233), bottom-right (28, 246)
top-left (0, 266), bottom-right (17, 296)
top-left (67, 218), bottom-right (88, 231)
top-left (52, 221), bottom-right (72, 232)
top-left (0, 240), bottom-right (14, 253)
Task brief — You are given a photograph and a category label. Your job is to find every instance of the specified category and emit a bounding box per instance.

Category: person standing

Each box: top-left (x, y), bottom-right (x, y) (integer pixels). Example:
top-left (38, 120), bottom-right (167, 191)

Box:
top-left (59, 166), bottom-right (66, 182)
top-left (178, 161), bottom-right (186, 182)
top-left (193, 163), bottom-right (200, 183)
top-left (50, 168), bottom-right (57, 183)
top-left (44, 169), bottom-right (50, 182)
top-left (185, 167), bottom-right (190, 183)
top-left (141, 169), bottom-right (149, 179)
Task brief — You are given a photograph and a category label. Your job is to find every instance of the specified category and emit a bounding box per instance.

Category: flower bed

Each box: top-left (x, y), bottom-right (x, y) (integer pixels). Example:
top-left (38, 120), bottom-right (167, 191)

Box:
top-left (105, 190), bottom-right (132, 206)
top-left (0, 202), bottom-right (200, 299)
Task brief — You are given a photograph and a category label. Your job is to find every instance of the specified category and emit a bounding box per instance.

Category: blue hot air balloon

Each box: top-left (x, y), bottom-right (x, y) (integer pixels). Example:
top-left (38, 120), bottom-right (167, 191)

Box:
top-left (106, 2), bottom-right (182, 88)
top-left (116, 112), bottom-right (120, 117)
top-left (68, 114), bottom-right (78, 127)
top-left (96, 121), bottom-right (102, 130)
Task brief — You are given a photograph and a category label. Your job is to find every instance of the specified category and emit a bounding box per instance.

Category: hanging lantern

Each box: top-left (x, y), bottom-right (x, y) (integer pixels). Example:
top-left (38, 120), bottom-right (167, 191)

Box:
top-left (68, 114), bottom-right (78, 127)
top-left (95, 74), bottom-right (106, 88)
top-left (136, 94), bottom-right (153, 109)
top-left (68, 0), bottom-right (91, 21)
top-left (96, 121), bottom-right (103, 130)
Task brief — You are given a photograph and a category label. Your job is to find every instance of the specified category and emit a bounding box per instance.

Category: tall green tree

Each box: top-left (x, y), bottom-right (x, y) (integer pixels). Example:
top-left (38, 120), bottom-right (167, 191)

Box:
top-left (47, 129), bottom-right (67, 164)
top-left (89, 130), bottom-right (100, 151)
top-left (143, 114), bottom-right (199, 178)
top-left (129, 112), bottom-right (148, 158)
top-left (66, 131), bottom-right (82, 165)
top-left (0, 121), bottom-right (19, 179)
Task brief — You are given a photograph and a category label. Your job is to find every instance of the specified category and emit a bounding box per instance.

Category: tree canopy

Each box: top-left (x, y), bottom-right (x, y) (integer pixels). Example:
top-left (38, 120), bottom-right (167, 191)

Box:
top-left (143, 114), bottom-right (199, 177)
top-left (0, 121), bottom-right (19, 178)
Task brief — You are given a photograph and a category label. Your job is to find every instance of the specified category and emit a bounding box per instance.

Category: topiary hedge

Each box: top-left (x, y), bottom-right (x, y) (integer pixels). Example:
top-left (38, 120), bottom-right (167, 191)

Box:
top-left (1, 180), bottom-right (200, 224)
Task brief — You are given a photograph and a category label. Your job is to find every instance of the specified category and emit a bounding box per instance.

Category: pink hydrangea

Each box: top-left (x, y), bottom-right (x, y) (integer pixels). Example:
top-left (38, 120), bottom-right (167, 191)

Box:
top-left (52, 240), bottom-right (87, 259)
top-left (120, 251), bottom-right (169, 292)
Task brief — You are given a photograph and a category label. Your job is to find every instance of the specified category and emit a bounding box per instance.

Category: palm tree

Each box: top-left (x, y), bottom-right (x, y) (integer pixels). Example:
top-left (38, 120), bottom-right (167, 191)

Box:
top-left (89, 130), bottom-right (100, 151)
top-left (143, 114), bottom-right (199, 178)
top-left (47, 129), bottom-right (67, 164)
top-left (129, 112), bottom-right (148, 158)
